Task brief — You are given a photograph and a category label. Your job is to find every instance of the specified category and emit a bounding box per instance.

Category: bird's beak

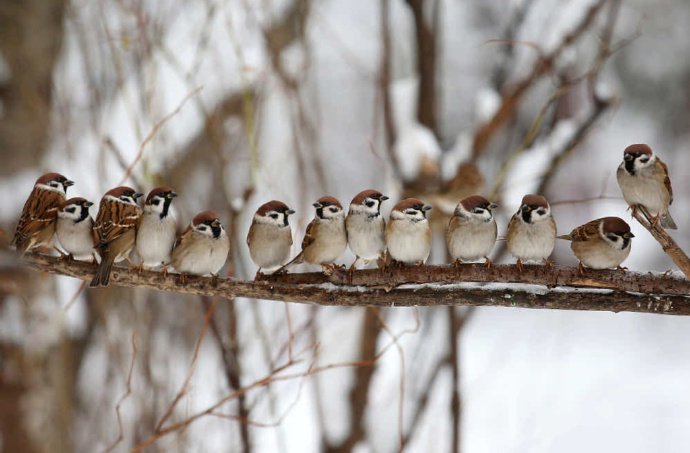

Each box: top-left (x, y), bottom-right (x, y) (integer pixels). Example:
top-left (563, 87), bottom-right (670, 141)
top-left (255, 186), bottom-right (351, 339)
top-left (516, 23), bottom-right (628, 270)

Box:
top-left (624, 154), bottom-right (635, 161)
top-left (286, 209), bottom-right (296, 215)
top-left (84, 201), bottom-right (94, 208)
top-left (312, 202), bottom-right (322, 209)
top-left (521, 205), bottom-right (532, 212)
top-left (625, 232), bottom-right (635, 239)
top-left (167, 192), bottom-right (178, 199)
top-left (422, 205), bottom-right (432, 211)
top-left (134, 192), bottom-right (144, 199)
top-left (380, 195), bottom-right (389, 201)
top-left (489, 203), bottom-right (498, 210)
top-left (211, 219), bottom-right (221, 228)
top-left (64, 180), bottom-right (75, 187)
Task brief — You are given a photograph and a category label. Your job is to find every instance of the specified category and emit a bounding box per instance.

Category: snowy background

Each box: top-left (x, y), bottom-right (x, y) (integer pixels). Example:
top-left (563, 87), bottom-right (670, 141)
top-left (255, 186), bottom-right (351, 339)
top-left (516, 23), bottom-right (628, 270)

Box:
top-left (1, 0), bottom-right (690, 452)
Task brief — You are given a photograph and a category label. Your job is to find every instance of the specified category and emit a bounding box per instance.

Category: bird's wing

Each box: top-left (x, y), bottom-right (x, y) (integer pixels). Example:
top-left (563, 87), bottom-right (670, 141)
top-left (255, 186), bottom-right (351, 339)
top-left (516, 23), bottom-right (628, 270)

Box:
top-left (93, 200), bottom-right (141, 248)
top-left (301, 218), bottom-right (318, 250)
top-left (13, 188), bottom-right (62, 246)
top-left (657, 158), bottom-right (673, 205)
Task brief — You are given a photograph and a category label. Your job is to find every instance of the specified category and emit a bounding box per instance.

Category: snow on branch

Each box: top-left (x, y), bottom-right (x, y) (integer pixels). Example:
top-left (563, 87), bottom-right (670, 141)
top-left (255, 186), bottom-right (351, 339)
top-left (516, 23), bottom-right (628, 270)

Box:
top-left (21, 254), bottom-right (690, 316)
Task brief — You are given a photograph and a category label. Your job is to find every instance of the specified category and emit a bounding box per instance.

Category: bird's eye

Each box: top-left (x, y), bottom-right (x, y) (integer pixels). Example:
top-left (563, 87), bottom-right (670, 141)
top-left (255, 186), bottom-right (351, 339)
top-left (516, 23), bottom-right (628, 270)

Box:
top-left (405, 209), bottom-right (417, 215)
top-left (473, 208), bottom-right (484, 214)
top-left (198, 225), bottom-right (207, 231)
top-left (66, 207), bottom-right (76, 213)
top-left (639, 156), bottom-right (649, 163)
top-left (365, 201), bottom-right (375, 208)
top-left (152, 199), bottom-right (160, 206)
top-left (536, 209), bottom-right (546, 216)
top-left (270, 213), bottom-right (279, 219)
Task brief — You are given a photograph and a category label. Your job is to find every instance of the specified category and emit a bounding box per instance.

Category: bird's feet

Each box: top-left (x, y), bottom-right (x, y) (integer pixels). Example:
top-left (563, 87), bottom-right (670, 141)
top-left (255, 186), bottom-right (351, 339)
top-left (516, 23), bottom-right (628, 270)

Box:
top-left (577, 262), bottom-right (586, 275)
top-left (177, 273), bottom-right (188, 285)
top-left (484, 257), bottom-right (493, 269)
top-left (616, 265), bottom-right (628, 272)
top-left (515, 259), bottom-right (524, 273)
top-left (322, 263), bottom-right (336, 276)
top-left (452, 259), bottom-right (462, 269)
top-left (543, 258), bottom-right (554, 268)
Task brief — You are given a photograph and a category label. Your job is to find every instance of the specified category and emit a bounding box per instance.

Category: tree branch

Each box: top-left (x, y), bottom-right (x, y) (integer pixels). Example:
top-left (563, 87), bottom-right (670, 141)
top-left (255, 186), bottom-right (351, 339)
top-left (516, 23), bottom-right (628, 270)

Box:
top-left (633, 206), bottom-right (690, 279)
top-left (19, 254), bottom-right (690, 316)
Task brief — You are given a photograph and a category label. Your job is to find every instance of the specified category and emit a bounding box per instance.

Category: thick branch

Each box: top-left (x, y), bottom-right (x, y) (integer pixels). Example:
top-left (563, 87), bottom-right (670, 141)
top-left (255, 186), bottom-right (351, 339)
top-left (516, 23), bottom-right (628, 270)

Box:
top-left (19, 254), bottom-right (690, 316)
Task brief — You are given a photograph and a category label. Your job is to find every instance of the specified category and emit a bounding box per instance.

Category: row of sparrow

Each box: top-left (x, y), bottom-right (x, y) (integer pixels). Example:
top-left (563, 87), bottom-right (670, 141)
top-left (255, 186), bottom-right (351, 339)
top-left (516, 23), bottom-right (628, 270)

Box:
top-left (11, 144), bottom-right (674, 283)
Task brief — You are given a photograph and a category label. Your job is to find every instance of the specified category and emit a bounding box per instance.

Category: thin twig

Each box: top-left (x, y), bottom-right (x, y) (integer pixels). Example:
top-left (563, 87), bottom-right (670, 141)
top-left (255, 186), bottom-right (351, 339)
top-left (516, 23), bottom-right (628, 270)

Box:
top-left (118, 86), bottom-right (203, 185)
top-left (104, 333), bottom-right (137, 453)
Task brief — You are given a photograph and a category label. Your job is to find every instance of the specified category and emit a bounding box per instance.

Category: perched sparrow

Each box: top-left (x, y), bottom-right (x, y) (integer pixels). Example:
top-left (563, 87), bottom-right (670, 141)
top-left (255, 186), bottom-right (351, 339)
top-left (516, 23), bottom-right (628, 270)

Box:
top-left (56, 197), bottom-right (96, 261)
top-left (90, 186), bottom-right (143, 287)
top-left (445, 195), bottom-right (497, 266)
top-left (246, 200), bottom-right (295, 277)
top-left (616, 143), bottom-right (676, 229)
top-left (172, 211), bottom-right (230, 277)
top-left (12, 172), bottom-right (74, 254)
top-left (346, 189), bottom-right (389, 271)
top-left (136, 187), bottom-right (178, 270)
top-left (385, 198), bottom-right (432, 265)
top-left (281, 196), bottom-right (347, 273)
top-left (506, 194), bottom-right (557, 271)
top-left (558, 216), bottom-right (634, 273)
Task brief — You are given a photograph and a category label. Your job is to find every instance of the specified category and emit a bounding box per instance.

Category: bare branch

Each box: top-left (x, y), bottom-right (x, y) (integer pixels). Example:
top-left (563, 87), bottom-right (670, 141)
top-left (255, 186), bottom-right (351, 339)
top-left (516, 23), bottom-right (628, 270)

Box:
top-left (19, 254), bottom-right (690, 316)
top-left (632, 207), bottom-right (690, 279)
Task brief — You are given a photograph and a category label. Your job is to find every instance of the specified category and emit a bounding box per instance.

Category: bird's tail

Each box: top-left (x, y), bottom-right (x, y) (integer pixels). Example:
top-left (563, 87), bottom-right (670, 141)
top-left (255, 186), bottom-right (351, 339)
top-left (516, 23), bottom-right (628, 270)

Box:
top-left (90, 254), bottom-right (115, 287)
top-left (556, 234), bottom-right (572, 240)
top-left (276, 251), bottom-right (303, 274)
top-left (661, 212), bottom-right (677, 230)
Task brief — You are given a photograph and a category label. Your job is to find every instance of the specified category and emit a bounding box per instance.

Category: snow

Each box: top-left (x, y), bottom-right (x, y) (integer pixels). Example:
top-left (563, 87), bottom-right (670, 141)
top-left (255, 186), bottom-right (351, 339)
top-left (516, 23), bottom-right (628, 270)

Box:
top-left (3, 0), bottom-right (690, 451)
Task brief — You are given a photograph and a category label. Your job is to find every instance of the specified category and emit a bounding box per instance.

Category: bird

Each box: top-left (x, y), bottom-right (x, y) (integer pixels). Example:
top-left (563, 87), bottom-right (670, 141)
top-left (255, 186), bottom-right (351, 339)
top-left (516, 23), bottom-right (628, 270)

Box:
top-left (90, 186), bottom-right (143, 287)
top-left (385, 198), bottom-right (432, 266)
top-left (56, 197), bottom-right (96, 261)
top-left (558, 216), bottom-right (634, 273)
top-left (135, 187), bottom-right (178, 271)
top-left (345, 189), bottom-right (389, 272)
top-left (616, 143), bottom-right (676, 229)
top-left (171, 211), bottom-right (230, 278)
top-left (12, 172), bottom-right (74, 254)
top-left (279, 196), bottom-right (347, 274)
top-left (445, 195), bottom-right (498, 266)
top-left (506, 194), bottom-right (557, 271)
top-left (246, 200), bottom-right (295, 278)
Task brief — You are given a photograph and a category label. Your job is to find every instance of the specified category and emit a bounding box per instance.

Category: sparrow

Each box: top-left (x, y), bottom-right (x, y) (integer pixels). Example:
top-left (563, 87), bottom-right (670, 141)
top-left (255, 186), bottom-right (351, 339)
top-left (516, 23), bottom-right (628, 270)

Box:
top-left (558, 216), bottom-right (634, 273)
top-left (385, 198), bottom-right (432, 266)
top-left (90, 186), bottom-right (143, 287)
top-left (12, 172), bottom-right (74, 254)
top-left (56, 197), bottom-right (96, 261)
top-left (246, 200), bottom-right (295, 278)
top-left (280, 196), bottom-right (347, 273)
top-left (445, 195), bottom-right (498, 266)
top-left (616, 143), bottom-right (676, 229)
top-left (135, 186), bottom-right (178, 271)
top-left (345, 189), bottom-right (389, 272)
top-left (171, 211), bottom-right (230, 277)
top-left (506, 194), bottom-right (557, 271)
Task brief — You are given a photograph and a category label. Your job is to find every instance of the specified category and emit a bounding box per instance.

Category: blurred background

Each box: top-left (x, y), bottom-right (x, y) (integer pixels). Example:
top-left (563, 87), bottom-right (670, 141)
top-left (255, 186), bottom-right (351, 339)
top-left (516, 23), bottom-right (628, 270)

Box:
top-left (1, 0), bottom-right (690, 451)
